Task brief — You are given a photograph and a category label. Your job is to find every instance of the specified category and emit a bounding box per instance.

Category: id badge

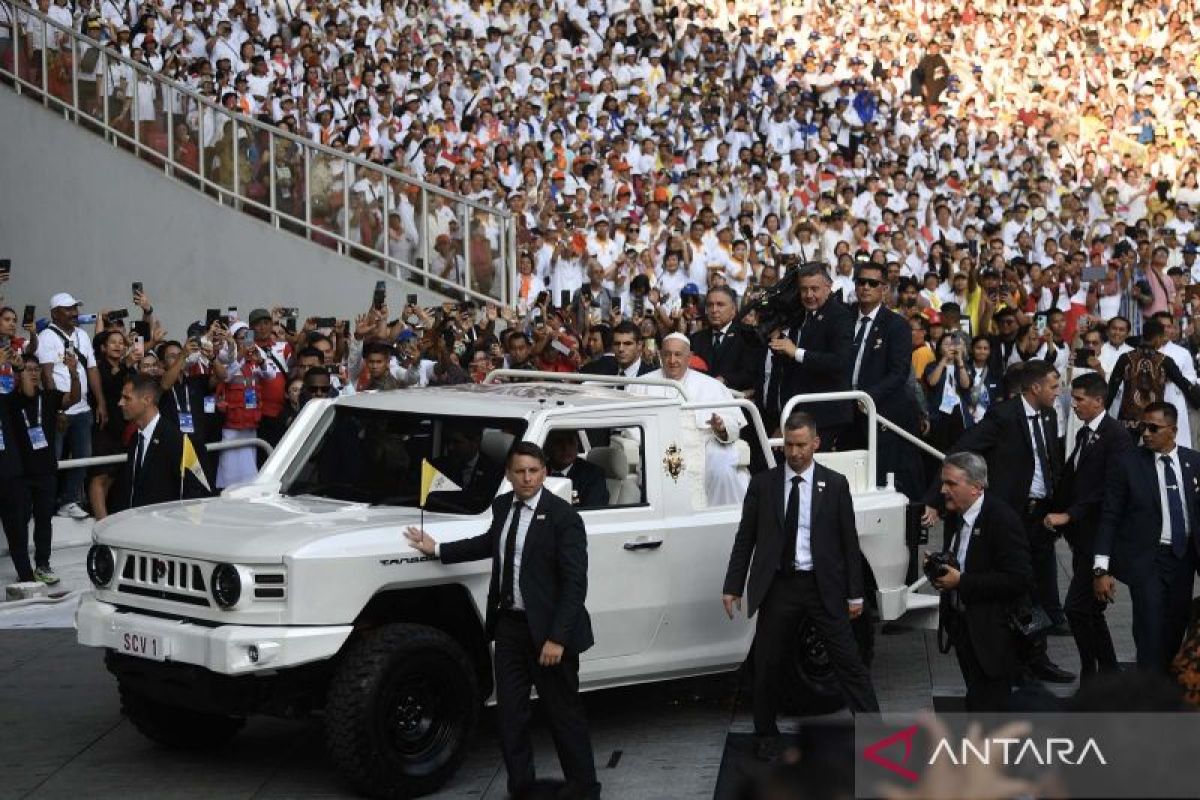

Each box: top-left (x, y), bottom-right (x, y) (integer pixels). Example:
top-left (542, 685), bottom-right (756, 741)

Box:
top-left (0, 427), bottom-right (5, 451)
top-left (0, 374), bottom-right (13, 394)
top-left (178, 412), bottom-right (195, 434)
top-left (203, 395), bottom-right (217, 414)
top-left (28, 425), bottom-right (49, 450)
top-left (244, 387), bottom-right (259, 409)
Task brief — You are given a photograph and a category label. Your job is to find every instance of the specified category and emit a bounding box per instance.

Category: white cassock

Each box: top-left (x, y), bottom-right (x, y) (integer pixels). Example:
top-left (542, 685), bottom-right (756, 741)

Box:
top-left (1162, 342), bottom-right (1197, 448)
top-left (627, 367), bottom-right (748, 506)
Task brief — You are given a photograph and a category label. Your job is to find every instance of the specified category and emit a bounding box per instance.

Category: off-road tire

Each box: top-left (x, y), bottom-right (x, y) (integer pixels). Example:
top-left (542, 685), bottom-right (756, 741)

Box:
top-left (119, 681), bottom-right (245, 749)
top-left (325, 623), bottom-right (479, 799)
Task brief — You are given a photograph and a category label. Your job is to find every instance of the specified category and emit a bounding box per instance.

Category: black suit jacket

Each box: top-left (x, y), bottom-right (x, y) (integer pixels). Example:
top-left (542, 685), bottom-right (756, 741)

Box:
top-left (441, 490), bottom-right (595, 655)
top-left (1095, 446), bottom-right (1200, 586)
top-left (926, 396), bottom-right (1062, 512)
top-left (723, 463), bottom-right (864, 620)
top-left (852, 305), bottom-right (918, 430)
top-left (766, 298), bottom-right (855, 430)
top-left (941, 494), bottom-right (1033, 678)
top-left (1051, 414), bottom-right (1133, 550)
top-left (554, 457), bottom-right (609, 508)
top-left (578, 355), bottom-right (654, 377)
top-left (121, 415), bottom-right (212, 509)
top-left (690, 324), bottom-right (761, 392)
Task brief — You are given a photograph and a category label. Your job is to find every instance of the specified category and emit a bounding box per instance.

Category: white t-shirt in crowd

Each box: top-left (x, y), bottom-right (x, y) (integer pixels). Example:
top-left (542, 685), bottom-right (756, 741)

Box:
top-left (36, 324), bottom-right (94, 416)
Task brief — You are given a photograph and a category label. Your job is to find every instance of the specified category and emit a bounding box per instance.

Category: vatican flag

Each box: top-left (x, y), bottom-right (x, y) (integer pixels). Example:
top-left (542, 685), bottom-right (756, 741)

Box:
top-left (180, 434), bottom-right (211, 492)
top-left (420, 459), bottom-right (461, 507)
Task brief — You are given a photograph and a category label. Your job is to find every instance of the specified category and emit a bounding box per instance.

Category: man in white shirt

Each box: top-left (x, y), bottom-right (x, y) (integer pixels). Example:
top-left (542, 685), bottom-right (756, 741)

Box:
top-left (1098, 315), bottom-right (1133, 378)
top-left (36, 293), bottom-right (106, 520)
top-left (1094, 403), bottom-right (1200, 672)
top-left (626, 333), bottom-right (745, 503)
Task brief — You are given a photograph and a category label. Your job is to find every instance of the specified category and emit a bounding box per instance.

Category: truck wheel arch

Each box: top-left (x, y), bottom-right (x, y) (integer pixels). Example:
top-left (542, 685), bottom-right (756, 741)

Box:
top-left (349, 585), bottom-right (493, 698)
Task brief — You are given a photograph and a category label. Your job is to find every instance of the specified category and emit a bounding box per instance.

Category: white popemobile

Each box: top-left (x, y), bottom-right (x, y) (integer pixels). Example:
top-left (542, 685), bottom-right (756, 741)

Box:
top-left (75, 373), bottom-right (935, 798)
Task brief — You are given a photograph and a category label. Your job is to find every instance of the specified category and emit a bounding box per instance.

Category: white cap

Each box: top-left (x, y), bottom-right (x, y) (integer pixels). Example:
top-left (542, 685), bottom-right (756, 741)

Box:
top-left (50, 292), bottom-right (81, 309)
top-left (663, 331), bottom-right (691, 347)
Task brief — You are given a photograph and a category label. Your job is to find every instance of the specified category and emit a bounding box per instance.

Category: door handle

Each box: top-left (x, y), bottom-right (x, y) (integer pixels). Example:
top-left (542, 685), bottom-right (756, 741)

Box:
top-left (623, 537), bottom-right (663, 551)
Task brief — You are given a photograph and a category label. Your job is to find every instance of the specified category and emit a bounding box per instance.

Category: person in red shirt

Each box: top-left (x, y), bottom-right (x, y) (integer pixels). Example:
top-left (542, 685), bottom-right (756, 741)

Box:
top-left (248, 308), bottom-right (292, 452)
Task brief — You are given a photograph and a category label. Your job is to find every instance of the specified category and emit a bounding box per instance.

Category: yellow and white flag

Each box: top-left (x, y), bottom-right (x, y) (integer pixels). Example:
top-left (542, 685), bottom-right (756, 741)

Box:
top-left (180, 434), bottom-right (211, 492)
top-left (420, 459), bottom-right (461, 506)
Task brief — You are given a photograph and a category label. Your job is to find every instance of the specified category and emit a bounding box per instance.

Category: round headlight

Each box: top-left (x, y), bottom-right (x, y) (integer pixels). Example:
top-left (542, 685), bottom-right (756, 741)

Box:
top-left (87, 545), bottom-right (115, 587)
top-left (211, 564), bottom-right (242, 609)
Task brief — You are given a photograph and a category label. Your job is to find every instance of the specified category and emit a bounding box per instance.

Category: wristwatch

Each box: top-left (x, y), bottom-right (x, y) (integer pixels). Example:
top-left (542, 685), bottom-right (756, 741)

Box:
top-left (1092, 567), bottom-right (1110, 578)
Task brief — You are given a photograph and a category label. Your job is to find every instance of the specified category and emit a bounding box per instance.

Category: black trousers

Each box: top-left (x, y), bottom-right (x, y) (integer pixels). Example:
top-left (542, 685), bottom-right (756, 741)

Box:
top-left (752, 570), bottom-right (879, 736)
top-left (493, 611), bottom-right (599, 797)
top-left (1064, 541), bottom-right (1117, 684)
top-left (1022, 499), bottom-right (1065, 624)
top-left (0, 477), bottom-right (32, 582)
top-left (947, 610), bottom-right (1013, 712)
top-left (1130, 545), bottom-right (1197, 672)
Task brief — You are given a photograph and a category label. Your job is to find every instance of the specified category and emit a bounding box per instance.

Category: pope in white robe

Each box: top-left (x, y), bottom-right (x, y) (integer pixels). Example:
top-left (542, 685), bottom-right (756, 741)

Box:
top-left (626, 333), bottom-right (749, 505)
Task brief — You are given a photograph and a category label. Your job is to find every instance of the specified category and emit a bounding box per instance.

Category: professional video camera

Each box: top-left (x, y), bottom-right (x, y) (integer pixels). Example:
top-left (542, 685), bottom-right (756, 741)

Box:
top-left (735, 261), bottom-right (823, 344)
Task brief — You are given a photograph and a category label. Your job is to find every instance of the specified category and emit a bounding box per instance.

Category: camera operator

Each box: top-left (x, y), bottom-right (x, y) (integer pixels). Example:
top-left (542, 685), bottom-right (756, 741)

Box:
top-left (929, 452), bottom-right (1033, 711)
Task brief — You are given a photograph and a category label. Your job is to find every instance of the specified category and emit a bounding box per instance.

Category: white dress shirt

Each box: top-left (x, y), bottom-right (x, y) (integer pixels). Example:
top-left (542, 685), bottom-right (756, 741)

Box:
top-left (1021, 396), bottom-right (1049, 499)
top-left (137, 413), bottom-right (161, 468)
top-left (1070, 413), bottom-right (1104, 468)
top-left (784, 461), bottom-right (816, 571)
top-left (850, 304), bottom-right (881, 388)
top-left (955, 493), bottom-right (985, 573)
top-left (498, 489), bottom-right (542, 611)
top-left (1155, 447), bottom-right (1189, 547)
top-left (621, 358), bottom-right (643, 379)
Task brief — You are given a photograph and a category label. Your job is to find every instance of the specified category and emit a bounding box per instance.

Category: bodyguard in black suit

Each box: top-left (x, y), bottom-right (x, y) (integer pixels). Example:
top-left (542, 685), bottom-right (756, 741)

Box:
top-left (117, 373), bottom-right (212, 510)
top-left (1044, 373), bottom-right (1133, 685)
top-left (1094, 402), bottom-right (1200, 672)
top-left (723, 411), bottom-right (879, 757)
top-left (544, 428), bottom-right (609, 508)
top-left (923, 359), bottom-right (1074, 683)
top-left (405, 442), bottom-right (599, 799)
top-left (763, 264), bottom-right (854, 446)
top-left (842, 262), bottom-right (921, 493)
top-left (930, 452), bottom-right (1033, 711)
top-left (579, 321), bottom-right (655, 379)
top-left (690, 287), bottom-right (761, 392)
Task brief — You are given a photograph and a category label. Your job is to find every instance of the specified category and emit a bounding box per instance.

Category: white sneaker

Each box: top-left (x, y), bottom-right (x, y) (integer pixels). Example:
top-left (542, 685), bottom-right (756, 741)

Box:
top-left (56, 502), bottom-right (90, 520)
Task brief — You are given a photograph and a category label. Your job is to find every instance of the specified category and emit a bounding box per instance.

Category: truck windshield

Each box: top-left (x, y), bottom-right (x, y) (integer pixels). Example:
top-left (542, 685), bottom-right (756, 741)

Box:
top-left (282, 406), bottom-right (525, 514)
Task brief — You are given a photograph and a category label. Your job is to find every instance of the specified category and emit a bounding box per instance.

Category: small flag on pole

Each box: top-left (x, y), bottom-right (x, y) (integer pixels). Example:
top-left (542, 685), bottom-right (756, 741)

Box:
top-left (180, 434), bottom-right (211, 492)
top-left (420, 459), bottom-right (462, 507)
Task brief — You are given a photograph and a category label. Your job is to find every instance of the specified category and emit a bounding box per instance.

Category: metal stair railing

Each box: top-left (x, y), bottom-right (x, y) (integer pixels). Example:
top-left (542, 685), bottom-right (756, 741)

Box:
top-left (0, 0), bottom-right (516, 306)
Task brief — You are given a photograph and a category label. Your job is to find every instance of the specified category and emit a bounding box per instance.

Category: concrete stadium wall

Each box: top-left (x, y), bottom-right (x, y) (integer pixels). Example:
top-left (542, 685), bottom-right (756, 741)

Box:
top-left (0, 89), bottom-right (439, 331)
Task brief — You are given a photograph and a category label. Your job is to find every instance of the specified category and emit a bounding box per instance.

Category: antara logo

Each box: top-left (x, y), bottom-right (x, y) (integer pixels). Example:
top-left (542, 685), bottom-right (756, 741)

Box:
top-left (929, 736), bottom-right (1107, 766)
top-left (863, 725), bottom-right (1107, 783)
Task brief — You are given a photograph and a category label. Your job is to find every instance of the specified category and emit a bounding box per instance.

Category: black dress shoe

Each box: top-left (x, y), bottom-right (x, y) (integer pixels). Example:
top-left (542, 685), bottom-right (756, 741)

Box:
top-left (754, 736), bottom-right (783, 762)
top-left (1047, 623), bottom-right (1072, 637)
top-left (1031, 660), bottom-right (1076, 683)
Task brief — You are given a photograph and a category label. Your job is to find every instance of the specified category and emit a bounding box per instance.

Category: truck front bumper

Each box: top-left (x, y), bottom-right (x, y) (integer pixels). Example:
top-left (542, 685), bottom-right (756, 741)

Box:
top-left (76, 593), bottom-right (353, 675)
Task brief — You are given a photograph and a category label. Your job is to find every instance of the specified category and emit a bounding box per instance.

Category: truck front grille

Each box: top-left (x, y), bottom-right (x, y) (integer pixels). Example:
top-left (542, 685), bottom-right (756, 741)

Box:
top-left (117, 553), bottom-right (212, 607)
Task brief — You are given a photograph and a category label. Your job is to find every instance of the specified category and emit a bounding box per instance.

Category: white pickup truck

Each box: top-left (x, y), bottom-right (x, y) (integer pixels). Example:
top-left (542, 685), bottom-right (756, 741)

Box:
top-left (76, 375), bottom-right (933, 798)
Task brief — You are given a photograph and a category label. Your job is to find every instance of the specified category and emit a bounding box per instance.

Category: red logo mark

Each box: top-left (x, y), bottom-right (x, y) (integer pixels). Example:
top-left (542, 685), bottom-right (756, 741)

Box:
top-left (863, 724), bottom-right (920, 782)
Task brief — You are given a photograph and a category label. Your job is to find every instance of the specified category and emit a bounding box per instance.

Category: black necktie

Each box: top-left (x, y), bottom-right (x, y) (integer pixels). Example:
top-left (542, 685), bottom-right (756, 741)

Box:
top-left (1069, 426), bottom-right (1091, 466)
top-left (781, 476), bottom-right (801, 572)
top-left (499, 499), bottom-right (523, 609)
top-left (713, 330), bottom-right (723, 350)
top-left (132, 433), bottom-right (146, 504)
top-left (1029, 413), bottom-right (1054, 492)
top-left (852, 315), bottom-right (870, 350)
top-left (1161, 456), bottom-right (1188, 557)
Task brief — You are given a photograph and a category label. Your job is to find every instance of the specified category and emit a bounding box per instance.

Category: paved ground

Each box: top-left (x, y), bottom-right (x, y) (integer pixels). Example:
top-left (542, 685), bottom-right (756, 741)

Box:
top-left (0, 524), bottom-right (1145, 800)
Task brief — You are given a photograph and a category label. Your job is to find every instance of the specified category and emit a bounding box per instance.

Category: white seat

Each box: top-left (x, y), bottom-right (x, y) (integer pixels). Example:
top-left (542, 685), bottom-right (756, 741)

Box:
top-left (585, 445), bottom-right (632, 506)
top-left (479, 430), bottom-right (515, 466)
top-left (814, 449), bottom-right (870, 493)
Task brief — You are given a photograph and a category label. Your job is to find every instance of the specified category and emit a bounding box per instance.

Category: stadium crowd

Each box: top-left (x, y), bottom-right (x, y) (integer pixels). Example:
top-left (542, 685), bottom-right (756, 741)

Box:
top-left (6, 0), bottom-right (1200, 722)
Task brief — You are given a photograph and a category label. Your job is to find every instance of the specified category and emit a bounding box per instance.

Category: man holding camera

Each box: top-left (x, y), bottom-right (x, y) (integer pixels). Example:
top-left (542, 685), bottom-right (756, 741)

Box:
top-left (930, 452), bottom-right (1033, 711)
